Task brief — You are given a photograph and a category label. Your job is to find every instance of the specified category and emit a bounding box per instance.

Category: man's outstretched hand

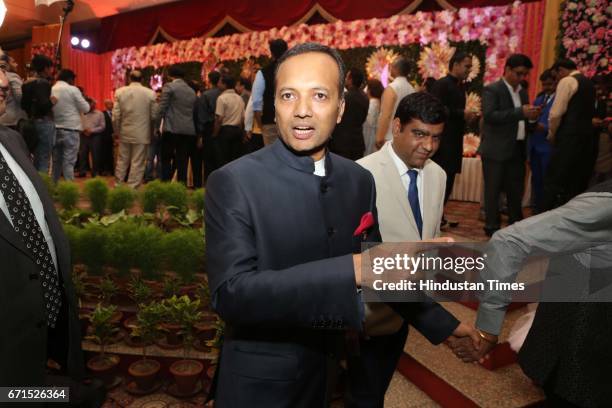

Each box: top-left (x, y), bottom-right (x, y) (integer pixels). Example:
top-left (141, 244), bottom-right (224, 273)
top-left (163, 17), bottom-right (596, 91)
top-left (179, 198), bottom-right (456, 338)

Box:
top-left (448, 328), bottom-right (498, 363)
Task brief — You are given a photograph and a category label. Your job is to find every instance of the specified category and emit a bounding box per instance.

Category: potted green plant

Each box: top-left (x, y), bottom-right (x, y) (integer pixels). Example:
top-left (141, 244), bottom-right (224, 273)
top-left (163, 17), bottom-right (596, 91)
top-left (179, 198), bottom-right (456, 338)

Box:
top-left (128, 301), bottom-right (164, 393)
top-left (107, 185), bottom-right (136, 214)
top-left (168, 295), bottom-right (204, 396)
top-left (98, 277), bottom-right (122, 324)
top-left (55, 181), bottom-right (80, 210)
top-left (85, 304), bottom-right (121, 388)
top-left (124, 276), bottom-right (153, 338)
top-left (159, 294), bottom-right (185, 348)
top-left (83, 177), bottom-right (109, 214)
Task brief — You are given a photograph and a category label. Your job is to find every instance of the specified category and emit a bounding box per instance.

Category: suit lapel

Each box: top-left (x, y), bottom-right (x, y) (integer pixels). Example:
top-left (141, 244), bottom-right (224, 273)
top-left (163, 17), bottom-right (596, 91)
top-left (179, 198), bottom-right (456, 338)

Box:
top-left (420, 161), bottom-right (436, 239)
top-left (380, 144), bottom-right (420, 236)
top-left (498, 80), bottom-right (515, 108)
top-left (0, 130), bottom-right (69, 273)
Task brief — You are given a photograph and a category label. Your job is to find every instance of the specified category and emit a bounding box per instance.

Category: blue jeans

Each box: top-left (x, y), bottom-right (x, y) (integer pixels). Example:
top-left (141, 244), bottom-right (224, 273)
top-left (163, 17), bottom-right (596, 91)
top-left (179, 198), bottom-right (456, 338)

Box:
top-left (33, 118), bottom-right (56, 173)
top-left (53, 129), bottom-right (80, 182)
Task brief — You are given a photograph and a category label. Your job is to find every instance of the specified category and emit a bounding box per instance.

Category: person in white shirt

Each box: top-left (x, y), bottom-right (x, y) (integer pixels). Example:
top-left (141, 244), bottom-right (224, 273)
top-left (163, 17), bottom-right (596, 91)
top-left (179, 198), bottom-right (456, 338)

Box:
top-left (363, 79), bottom-right (383, 155)
top-left (375, 58), bottom-right (415, 149)
top-left (78, 98), bottom-right (106, 177)
top-left (51, 69), bottom-right (90, 182)
top-left (479, 54), bottom-right (540, 236)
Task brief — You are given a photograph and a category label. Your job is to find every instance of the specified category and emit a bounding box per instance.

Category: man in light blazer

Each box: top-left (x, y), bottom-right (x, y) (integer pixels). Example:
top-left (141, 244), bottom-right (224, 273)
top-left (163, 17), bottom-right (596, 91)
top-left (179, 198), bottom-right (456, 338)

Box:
top-left (351, 92), bottom-right (478, 407)
top-left (113, 70), bottom-right (158, 188)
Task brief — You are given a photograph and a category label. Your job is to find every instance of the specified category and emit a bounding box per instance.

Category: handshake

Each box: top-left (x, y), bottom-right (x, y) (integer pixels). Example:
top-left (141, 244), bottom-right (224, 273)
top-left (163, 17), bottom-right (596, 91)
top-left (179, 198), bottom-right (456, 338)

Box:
top-left (447, 323), bottom-right (499, 363)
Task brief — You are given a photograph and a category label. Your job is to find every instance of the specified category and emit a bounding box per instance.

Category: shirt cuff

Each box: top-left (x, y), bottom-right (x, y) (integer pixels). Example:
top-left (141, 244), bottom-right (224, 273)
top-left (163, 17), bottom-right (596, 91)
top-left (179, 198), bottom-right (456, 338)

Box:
top-left (475, 304), bottom-right (505, 336)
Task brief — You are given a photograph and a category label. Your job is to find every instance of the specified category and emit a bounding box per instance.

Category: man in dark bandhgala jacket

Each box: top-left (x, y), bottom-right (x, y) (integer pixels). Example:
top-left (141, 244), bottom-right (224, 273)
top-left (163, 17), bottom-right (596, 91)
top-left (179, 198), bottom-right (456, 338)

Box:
top-left (205, 43), bottom-right (474, 408)
top-left (431, 50), bottom-right (479, 227)
top-left (330, 68), bottom-right (369, 160)
top-left (543, 58), bottom-right (596, 210)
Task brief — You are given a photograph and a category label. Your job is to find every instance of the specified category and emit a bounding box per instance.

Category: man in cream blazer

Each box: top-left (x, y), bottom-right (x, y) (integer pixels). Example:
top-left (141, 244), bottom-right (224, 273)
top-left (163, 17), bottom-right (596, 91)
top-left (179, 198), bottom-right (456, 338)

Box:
top-left (349, 92), bottom-right (475, 407)
top-left (113, 70), bottom-right (158, 188)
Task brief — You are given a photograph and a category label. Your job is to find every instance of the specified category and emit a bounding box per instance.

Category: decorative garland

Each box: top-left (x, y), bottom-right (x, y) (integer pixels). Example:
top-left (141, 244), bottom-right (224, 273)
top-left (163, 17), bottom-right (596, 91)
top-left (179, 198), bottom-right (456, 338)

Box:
top-left (418, 43), bottom-right (481, 82)
top-left (559, 0), bottom-right (610, 76)
top-left (31, 42), bottom-right (56, 61)
top-left (111, 2), bottom-right (525, 89)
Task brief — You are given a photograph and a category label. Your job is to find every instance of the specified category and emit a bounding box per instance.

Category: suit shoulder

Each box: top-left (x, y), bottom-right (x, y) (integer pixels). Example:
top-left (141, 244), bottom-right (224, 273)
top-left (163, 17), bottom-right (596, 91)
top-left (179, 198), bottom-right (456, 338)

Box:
top-left (425, 159), bottom-right (446, 178)
top-left (332, 153), bottom-right (373, 179)
top-left (356, 150), bottom-right (383, 172)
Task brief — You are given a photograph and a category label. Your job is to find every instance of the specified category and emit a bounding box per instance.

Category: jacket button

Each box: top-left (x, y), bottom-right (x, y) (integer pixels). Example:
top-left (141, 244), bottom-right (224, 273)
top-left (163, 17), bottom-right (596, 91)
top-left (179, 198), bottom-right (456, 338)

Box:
top-left (320, 183), bottom-right (329, 193)
top-left (29, 273), bottom-right (39, 280)
top-left (327, 228), bottom-right (336, 237)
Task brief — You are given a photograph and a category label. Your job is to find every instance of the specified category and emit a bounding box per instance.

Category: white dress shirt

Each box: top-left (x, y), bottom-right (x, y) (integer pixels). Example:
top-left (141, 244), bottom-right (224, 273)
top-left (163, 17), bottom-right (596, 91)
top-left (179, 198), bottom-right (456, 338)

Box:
top-left (314, 157), bottom-right (326, 177)
top-left (52, 80), bottom-right (90, 131)
top-left (502, 79), bottom-right (526, 141)
top-left (388, 141), bottom-right (424, 215)
top-left (0, 143), bottom-right (58, 270)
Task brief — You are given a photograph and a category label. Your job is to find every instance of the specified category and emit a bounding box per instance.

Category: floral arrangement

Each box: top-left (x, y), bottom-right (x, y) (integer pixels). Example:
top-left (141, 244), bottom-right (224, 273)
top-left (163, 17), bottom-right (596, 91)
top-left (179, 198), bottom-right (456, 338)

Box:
top-left (418, 43), bottom-right (481, 82)
top-left (240, 58), bottom-right (261, 82)
top-left (418, 43), bottom-right (456, 80)
top-left (366, 48), bottom-right (400, 86)
top-left (31, 42), bottom-right (56, 61)
top-left (111, 2), bottom-right (525, 89)
top-left (560, 0), bottom-right (610, 76)
top-left (463, 133), bottom-right (481, 157)
top-left (465, 92), bottom-right (482, 113)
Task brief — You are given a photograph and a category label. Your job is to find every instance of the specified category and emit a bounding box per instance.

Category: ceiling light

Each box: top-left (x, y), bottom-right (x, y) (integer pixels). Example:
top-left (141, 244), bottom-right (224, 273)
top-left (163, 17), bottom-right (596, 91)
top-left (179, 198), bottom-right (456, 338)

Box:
top-left (71, 36), bottom-right (80, 46)
top-left (81, 39), bottom-right (91, 49)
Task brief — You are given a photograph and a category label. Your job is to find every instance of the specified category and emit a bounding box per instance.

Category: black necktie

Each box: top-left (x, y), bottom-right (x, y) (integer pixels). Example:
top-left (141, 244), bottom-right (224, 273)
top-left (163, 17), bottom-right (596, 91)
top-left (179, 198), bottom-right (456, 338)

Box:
top-left (0, 150), bottom-right (61, 327)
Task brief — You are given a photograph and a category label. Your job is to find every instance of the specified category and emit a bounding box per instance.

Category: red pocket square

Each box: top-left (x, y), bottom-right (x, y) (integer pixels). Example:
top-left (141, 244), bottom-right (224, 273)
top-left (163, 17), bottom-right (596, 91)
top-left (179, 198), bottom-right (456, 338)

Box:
top-left (353, 211), bottom-right (374, 237)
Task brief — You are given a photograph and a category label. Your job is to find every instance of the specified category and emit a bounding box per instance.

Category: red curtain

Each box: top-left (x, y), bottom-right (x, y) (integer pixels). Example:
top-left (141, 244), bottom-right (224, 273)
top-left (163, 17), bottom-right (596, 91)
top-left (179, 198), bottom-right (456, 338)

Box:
top-left (97, 0), bottom-right (540, 52)
top-left (68, 49), bottom-right (114, 106)
top-left (520, 0), bottom-right (546, 101)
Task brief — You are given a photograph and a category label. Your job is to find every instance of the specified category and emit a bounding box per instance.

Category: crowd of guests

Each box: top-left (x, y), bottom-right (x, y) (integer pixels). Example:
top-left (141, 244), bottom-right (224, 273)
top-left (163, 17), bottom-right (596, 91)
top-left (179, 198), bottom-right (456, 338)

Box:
top-left (0, 44), bottom-right (609, 224)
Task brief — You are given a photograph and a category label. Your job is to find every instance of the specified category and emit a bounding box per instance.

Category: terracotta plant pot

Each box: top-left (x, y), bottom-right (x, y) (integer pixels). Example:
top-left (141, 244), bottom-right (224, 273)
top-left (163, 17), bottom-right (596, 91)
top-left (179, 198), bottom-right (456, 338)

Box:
top-left (195, 322), bottom-right (217, 342)
top-left (161, 322), bottom-right (182, 346)
top-left (170, 359), bottom-right (204, 395)
top-left (86, 354), bottom-right (120, 386)
top-left (128, 359), bottom-right (160, 392)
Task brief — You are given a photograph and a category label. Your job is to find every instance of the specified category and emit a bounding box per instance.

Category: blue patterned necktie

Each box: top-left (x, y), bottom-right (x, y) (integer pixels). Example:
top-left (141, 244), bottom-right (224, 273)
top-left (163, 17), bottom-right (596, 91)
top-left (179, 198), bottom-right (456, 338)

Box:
top-left (407, 169), bottom-right (423, 237)
top-left (0, 150), bottom-right (61, 327)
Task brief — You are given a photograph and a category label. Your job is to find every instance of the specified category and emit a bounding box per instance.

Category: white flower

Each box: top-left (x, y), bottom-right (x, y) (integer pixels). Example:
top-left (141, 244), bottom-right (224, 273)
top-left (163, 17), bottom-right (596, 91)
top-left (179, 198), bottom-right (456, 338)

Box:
top-left (588, 45), bottom-right (600, 54)
top-left (567, 2), bottom-right (578, 10)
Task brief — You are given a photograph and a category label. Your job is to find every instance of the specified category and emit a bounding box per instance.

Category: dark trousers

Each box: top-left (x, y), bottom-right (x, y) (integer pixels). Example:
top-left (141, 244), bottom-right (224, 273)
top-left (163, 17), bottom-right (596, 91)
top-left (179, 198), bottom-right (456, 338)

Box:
top-left (345, 322), bottom-right (409, 408)
top-left (161, 132), bottom-right (196, 184)
top-left (542, 137), bottom-right (594, 211)
top-left (444, 170), bottom-right (457, 204)
top-left (215, 125), bottom-right (244, 169)
top-left (530, 146), bottom-right (552, 213)
top-left (243, 133), bottom-right (264, 154)
top-left (78, 132), bottom-right (102, 177)
top-left (482, 141), bottom-right (526, 230)
top-left (99, 131), bottom-right (114, 175)
top-left (192, 123), bottom-right (214, 188)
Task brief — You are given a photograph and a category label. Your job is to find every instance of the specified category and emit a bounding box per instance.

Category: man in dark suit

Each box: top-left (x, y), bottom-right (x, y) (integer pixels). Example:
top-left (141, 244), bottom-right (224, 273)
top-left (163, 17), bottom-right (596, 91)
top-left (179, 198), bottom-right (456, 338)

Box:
top-left (431, 50), bottom-right (479, 227)
top-left (543, 58), bottom-right (596, 210)
top-left (330, 68), bottom-right (369, 160)
top-left (100, 99), bottom-right (115, 176)
top-left (206, 43), bottom-right (473, 407)
top-left (0, 69), bottom-right (102, 404)
top-left (480, 54), bottom-right (540, 236)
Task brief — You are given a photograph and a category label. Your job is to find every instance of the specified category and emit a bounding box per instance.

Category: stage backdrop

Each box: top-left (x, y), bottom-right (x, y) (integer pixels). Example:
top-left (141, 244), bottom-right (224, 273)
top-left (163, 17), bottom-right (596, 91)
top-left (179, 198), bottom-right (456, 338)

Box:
top-left (110, 3), bottom-right (525, 91)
